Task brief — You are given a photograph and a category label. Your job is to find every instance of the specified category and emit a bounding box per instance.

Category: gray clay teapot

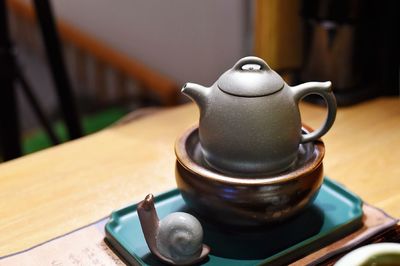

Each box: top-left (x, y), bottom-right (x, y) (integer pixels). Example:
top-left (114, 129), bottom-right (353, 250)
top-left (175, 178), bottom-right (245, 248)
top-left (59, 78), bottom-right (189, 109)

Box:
top-left (182, 56), bottom-right (336, 175)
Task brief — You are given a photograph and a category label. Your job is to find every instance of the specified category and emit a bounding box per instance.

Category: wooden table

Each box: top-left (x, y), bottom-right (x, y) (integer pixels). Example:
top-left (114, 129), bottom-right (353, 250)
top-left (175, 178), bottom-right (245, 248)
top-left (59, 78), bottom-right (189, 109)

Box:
top-left (1, 97), bottom-right (399, 257)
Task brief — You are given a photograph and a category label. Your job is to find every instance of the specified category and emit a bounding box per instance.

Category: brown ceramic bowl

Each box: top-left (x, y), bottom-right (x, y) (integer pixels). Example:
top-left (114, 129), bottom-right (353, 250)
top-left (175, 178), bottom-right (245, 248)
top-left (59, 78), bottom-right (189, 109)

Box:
top-left (175, 126), bottom-right (325, 227)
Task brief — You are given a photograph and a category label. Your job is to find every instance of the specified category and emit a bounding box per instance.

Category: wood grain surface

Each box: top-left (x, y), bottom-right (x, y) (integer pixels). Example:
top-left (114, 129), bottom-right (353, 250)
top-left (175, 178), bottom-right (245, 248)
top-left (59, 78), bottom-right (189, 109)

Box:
top-left (0, 97), bottom-right (399, 256)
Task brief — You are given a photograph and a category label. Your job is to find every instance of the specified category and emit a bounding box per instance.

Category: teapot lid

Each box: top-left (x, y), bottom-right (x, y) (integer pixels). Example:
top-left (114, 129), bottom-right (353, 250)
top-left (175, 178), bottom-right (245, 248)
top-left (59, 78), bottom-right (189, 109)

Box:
top-left (218, 56), bottom-right (284, 97)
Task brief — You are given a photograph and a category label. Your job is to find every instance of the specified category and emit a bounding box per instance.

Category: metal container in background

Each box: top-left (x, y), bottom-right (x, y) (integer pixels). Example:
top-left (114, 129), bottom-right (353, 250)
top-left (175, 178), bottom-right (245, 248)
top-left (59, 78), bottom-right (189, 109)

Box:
top-left (300, 0), bottom-right (399, 106)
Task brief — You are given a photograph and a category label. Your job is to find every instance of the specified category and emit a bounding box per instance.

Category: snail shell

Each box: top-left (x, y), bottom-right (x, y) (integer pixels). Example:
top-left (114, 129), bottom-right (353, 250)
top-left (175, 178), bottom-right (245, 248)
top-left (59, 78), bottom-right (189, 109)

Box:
top-left (156, 212), bottom-right (203, 264)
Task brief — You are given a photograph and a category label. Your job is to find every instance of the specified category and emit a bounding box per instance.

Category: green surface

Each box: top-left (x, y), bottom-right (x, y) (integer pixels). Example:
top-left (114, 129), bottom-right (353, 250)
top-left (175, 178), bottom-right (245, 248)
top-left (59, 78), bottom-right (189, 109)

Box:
top-left (22, 107), bottom-right (127, 154)
top-left (105, 178), bottom-right (363, 266)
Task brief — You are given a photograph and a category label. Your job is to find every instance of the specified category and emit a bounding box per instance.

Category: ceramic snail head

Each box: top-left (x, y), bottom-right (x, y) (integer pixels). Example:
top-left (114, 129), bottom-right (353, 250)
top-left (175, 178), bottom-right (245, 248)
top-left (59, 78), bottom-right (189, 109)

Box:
top-left (182, 56), bottom-right (337, 175)
top-left (137, 194), bottom-right (210, 265)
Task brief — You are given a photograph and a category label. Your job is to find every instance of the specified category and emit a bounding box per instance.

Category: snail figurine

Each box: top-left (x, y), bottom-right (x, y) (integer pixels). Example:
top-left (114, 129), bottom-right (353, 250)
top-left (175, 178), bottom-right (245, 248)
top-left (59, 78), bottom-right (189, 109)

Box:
top-left (137, 194), bottom-right (210, 265)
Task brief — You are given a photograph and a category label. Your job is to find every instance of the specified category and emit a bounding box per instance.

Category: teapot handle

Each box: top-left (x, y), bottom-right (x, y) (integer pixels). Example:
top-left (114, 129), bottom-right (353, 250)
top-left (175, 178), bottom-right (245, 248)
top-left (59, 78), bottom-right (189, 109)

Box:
top-left (233, 56), bottom-right (271, 71)
top-left (291, 81), bottom-right (337, 143)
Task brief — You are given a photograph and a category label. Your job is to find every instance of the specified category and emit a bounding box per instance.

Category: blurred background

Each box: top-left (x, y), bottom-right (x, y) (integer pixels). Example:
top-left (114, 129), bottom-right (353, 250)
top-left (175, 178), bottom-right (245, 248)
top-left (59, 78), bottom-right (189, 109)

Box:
top-left (0, 0), bottom-right (398, 161)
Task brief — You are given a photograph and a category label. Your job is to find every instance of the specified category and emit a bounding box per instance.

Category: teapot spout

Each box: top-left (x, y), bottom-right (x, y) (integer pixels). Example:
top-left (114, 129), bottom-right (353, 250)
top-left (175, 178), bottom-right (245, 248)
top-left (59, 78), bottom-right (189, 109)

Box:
top-left (182, 82), bottom-right (210, 110)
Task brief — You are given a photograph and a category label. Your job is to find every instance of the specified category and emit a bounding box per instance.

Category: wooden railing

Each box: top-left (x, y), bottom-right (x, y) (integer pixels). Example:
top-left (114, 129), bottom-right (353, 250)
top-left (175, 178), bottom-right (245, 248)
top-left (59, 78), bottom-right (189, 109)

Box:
top-left (7, 0), bottom-right (180, 106)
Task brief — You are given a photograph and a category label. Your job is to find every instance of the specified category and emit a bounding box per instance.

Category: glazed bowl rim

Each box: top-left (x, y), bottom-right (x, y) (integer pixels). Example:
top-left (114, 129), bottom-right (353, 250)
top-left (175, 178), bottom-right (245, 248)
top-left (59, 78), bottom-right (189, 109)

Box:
top-left (175, 125), bottom-right (325, 186)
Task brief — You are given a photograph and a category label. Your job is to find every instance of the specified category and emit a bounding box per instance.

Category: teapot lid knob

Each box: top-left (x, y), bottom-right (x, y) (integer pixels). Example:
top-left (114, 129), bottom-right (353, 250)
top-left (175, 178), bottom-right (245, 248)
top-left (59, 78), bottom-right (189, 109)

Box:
top-left (233, 56), bottom-right (270, 71)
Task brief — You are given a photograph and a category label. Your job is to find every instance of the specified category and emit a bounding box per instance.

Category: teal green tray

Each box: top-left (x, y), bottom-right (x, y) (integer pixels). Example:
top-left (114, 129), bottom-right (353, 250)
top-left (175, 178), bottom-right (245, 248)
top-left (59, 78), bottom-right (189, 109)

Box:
top-left (105, 178), bottom-right (363, 265)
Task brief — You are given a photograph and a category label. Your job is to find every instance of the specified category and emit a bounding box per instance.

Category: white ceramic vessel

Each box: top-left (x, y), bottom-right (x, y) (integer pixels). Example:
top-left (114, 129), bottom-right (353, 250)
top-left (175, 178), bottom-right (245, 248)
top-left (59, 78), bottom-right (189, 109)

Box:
top-left (335, 243), bottom-right (400, 266)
